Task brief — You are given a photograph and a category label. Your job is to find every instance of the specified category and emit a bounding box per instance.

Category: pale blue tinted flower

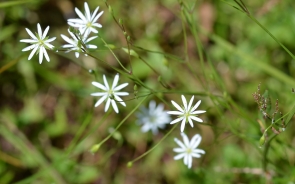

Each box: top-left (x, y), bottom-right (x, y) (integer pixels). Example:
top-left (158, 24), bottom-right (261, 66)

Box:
top-left (136, 101), bottom-right (171, 135)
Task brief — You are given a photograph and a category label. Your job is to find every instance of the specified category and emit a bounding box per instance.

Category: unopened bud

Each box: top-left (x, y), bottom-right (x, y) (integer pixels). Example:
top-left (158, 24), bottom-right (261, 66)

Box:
top-left (90, 144), bottom-right (100, 154)
top-left (108, 6), bottom-right (113, 14)
top-left (259, 135), bottom-right (266, 146)
top-left (127, 162), bottom-right (133, 168)
top-left (119, 18), bottom-right (123, 25)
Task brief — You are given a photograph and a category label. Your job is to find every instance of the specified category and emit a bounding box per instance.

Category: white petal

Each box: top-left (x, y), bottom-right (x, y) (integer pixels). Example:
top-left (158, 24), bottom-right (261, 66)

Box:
top-left (180, 118), bottom-right (186, 132)
top-left (20, 39), bottom-right (38, 43)
top-left (181, 95), bottom-right (188, 110)
top-left (75, 52), bottom-right (80, 58)
top-left (84, 2), bottom-right (91, 20)
top-left (42, 47), bottom-right (50, 62)
top-left (181, 133), bottom-right (190, 146)
top-left (114, 83), bottom-right (128, 91)
top-left (192, 149), bottom-right (205, 155)
top-left (93, 11), bottom-right (104, 22)
top-left (94, 95), bottom-right (108, 107)
top-left (174, 138), bottom-right (186, 149)
top-left (91, 7), bottom-right (99, 20)
top-left (42, 26), bottom-right (50, 39)
top-left (92, 81), bottom-right (107, 90)
top-left (25, 28), bottom-right (37, 40)
top-left (75, 7), bottom-right (87, 22)
top-left (111, 100), bottom-right (119, 113)
top-left (173, 148), bottom-right (186, 153)
top-left (188, 118), bottom-right (194, 128)
top-left (171, 100), bottom-right (184, 113)
top-left (170, 117), bottom-right (184, 124)
top-left (174, 153), bottom-right (186, 160)
top-left (167, 111), bottom-right (183, 115)
top-left (114, 95), bottom-right (126, 107)
top-left (103, 75), bottom-right (110, 90)
top-left (22, 44), bottom-right (36, 51)
top-left (190, 116), bottom-right (203, 123)
top-left (39, 46), bottom-right (44, 64)
top-left (105, 98), bottom-right (111, 112)
top-left (187, 96), bottom-right (194, 111)
top-left (190, 100), bottom-right (201, 112)
top-left (91, 92), bottom-right (107, 96)
top-left (28, 46), bottom-right (38, 60)
top-left (187, 155), bottom-right (192, 168)
top-left (190, 134), bottom-right (201, 148)
top-left (37, 23), bottom-right (42, 38)
top-left (114, 92), bottom-right (129, 96)
top-left (112, 74), bottom-right (119, 89)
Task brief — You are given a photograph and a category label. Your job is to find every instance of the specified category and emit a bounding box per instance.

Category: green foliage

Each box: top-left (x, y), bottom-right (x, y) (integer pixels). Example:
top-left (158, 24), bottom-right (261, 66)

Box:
top-left (1, 0), bottom-right (295, 183)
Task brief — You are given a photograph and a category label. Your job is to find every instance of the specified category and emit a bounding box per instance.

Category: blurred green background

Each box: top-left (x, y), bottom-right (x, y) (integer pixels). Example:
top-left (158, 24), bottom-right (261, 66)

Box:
top-left (1, 0), bottom-right (295, 183)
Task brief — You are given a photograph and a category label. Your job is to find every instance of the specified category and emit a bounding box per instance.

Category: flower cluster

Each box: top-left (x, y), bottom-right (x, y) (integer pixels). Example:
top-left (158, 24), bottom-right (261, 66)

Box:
top-left (20, 2), bottom-right (103, 63)
top-left (20, 1), bottom-right (207, 170)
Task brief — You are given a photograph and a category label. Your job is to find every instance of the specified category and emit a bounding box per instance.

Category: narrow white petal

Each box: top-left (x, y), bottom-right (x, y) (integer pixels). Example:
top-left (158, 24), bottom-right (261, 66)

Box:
top-left (28, 46), bottom-right (38, 60)
top-left (22, 44), bottom-right (36, 51)
top-left (42, 47), bottom-right (50, 62)
top-left (190, 153), bottom-right (202, 158)
top-left (170, 117), bottom-right (184, 124)
top-left (187, 96), bottom-right (194, 111)
top-left (188, 118), bottom-right (194, 128)
top-left (174, 138), bottom-right (186, 149)
top-left (190, 134), bottom-right (201, 148)
top-left (86, 36), bottom-right (98, 42)
top-left (114, 83), bottom-right (128, 91)
top-left (180, 118), bottom-right (187, 132)
top-left (112, 74), bottom-right (119, 89)
top-left (171, 100), bottom-right (184, 113)
top-left (167, 111), bottom-right (183, 115)
top-left (105, 98), bottom-right (111, 112)
top-left (93, 11), bottom-right (104, 22)
top-left (75, 7), bottom-right (87, 22)
top-left (20, 39), bottom-right (38, 43)
top-left (25, 28), bottom-right (37, 40)
top-left (45, 37), bottom-right (56, 43)
top-left (75, 52), bottom-right (79, 58)
top-left (87, 45), bottom-right (97, 49)
top-left (84, 2), bottom-right (91, 20)
top-left (173, 148), bottom-right (186, 153)
top-left (114, 95), bottom-right (126, 107)
top-left (91, 92), bottom-right (107, 96)
top-left (187, 156), bottom-right (192, 168)
top-left (103, 75), bottom-right (110, 90)
top-left (192, 149), bottom-right (205, 155)
top-left (42, 26), bottom-right (50, 39)
top-left (181, 95), bottom-right (188, 110)
top-left (190, 100), bottom-right (201, 112)
top-left (190, 116), bottom-right (203, 123)
top-left (94, 95), bottom-right (108, 107)
top-left (184, 155), bottom-right (188, 165)
top-left (181, 133), bottom-right (190, 146)
top-left (114, 92), bottom-right (129, 96)
top-left (92, 81), bottom-right (107, 90)
top-left (91, 7), bottom-right (99, 20)
top-left (39, 47), bottom-right (44, 64)
top-left (111, 100), bottom-right (119, 113)
top-left (174, 153), bottom-right (186, 160)
top-left (37, 23), bottom-right (42, 38)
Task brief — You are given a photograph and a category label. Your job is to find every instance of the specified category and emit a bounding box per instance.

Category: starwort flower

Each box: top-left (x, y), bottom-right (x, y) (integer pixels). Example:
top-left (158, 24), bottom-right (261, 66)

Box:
top-left (136, 101), bottom-right (171, 135)
top-left (60, 29), bottom-right (97, 58)
top-left (68, 2), bottom-right (103, 36)
top-left (167, 95), bottom-right (206, 132)
top-left (20, 23), bottom-right (56, 64)
top-left (91, 74), bottom-right (129, 113)
top-left (173, 133), bottom-right (205, 169)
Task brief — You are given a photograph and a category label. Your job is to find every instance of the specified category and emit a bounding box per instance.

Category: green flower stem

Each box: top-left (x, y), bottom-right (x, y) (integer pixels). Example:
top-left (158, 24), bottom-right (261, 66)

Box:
top-left (98, 34), bottom-right (130, 73)
top-left (94, 96), bottom-right (148, 150)
top-left (128, 124), bottom-right (177, 165)
top-left (65, 111), bottom-right (93, 157)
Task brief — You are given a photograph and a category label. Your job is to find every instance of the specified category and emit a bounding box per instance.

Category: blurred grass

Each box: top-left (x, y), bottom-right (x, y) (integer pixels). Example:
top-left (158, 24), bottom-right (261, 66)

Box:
top-left (1, 0), bottom-right (295, 183)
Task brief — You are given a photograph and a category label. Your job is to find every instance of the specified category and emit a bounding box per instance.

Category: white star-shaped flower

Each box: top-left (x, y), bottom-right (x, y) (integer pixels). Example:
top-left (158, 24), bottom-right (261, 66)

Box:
top-left (136, 101), bottom-right (171, 135)
top-left (20, 23), bottom-right (56, 64)
top-left (173, 133), bottom-right (205, 169)
top-left (91, 74), bottom-right (129, 113)
top-left (60, 29), bottom-right (97, 58)
top-left (68, 2), bottom-right (103, 36)
top-left (167, 95), bottom-right (206, 132)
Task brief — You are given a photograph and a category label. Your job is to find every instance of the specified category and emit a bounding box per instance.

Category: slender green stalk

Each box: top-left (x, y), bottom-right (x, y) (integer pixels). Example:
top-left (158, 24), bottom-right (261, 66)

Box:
top-left (128, 124), bottom-right (177, 165)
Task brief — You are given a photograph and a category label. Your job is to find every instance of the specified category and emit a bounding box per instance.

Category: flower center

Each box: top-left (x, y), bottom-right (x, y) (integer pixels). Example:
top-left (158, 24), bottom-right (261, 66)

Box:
top-left (186, 148), bottom-right (192, 154)
top-left (86, 22), bottom-right (92, 28)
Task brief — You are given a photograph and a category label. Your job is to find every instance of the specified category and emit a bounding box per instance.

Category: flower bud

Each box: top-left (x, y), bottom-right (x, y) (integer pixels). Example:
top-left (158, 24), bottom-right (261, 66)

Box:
top-left (90, 144), bottom-right (100, 154)
top-left (259, 135), bottom-right (266, 146)
top-left (127, 162), bottom-right (133, 168)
